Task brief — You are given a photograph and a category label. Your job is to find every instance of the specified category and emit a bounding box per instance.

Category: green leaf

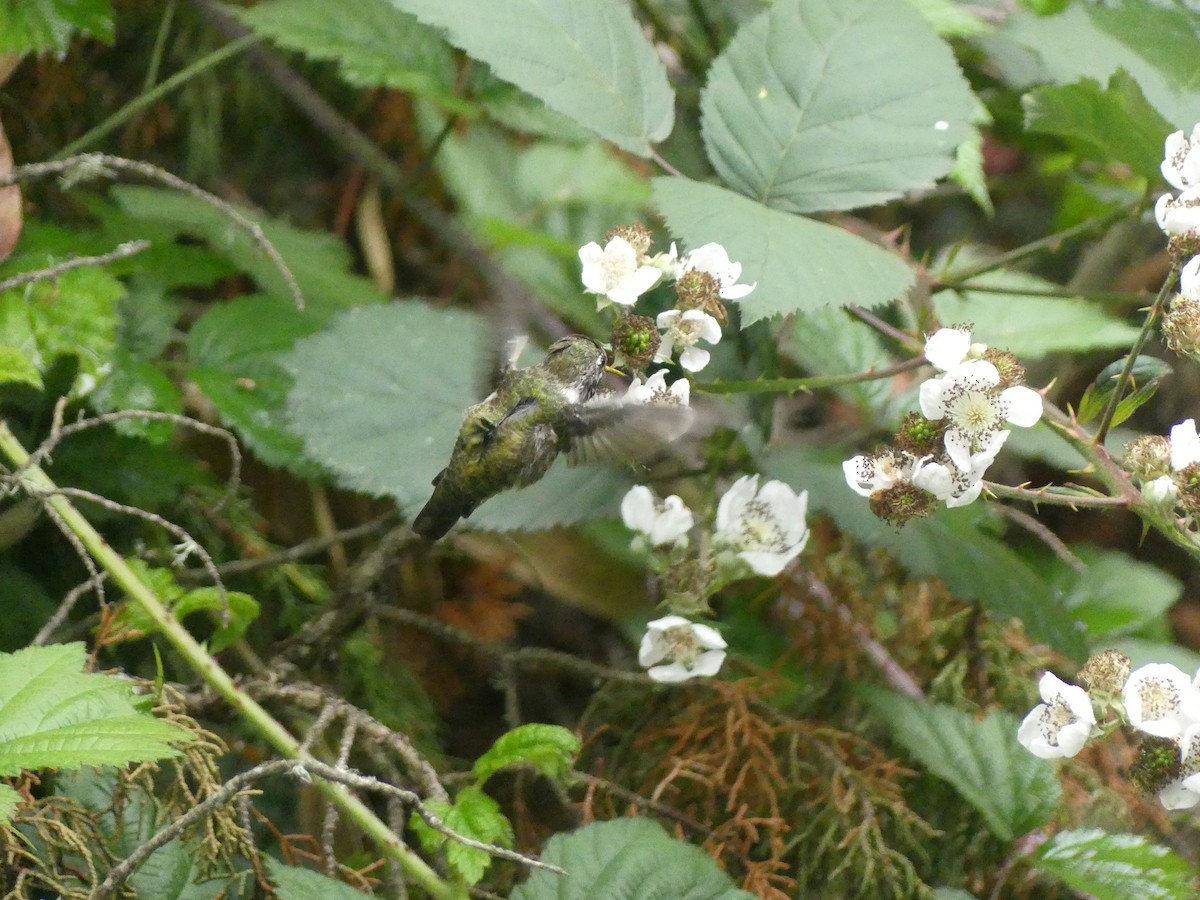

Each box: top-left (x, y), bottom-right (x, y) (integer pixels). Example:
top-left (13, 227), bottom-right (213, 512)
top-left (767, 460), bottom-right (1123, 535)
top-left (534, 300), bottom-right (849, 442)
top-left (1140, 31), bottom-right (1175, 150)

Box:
top-left (1032, 829), bottom-right (1196, 900)
top-left (0, 0), bottom-right (114, 54)
top-left (266, 858), bottom-right (374, 899)
top-left (0, 644), bottom-right (189, 813)
top-left (468, 463), bottom-right (635, 532)
top-left (1112, 639), bottom-right (1200, 676)
top-left (1076, 355), bottom-right (1171, 426)
top-left (111, 186), bottom-right (389, 308)
top-left (1055, 546), bottom-right (1181, 641)
top-left (904, 0), bottom-right (990, 38)
top-left (386, 0), bottom-right (674, 156)
top-left (286, 302), bottom-right (482, 513)
top-left (1023, 70), bottom-right (1175, 181)
top-left (0, 346), bottom-right (43, 390)
top-left (653, 177), bottom-right (914, 325)
top-left (764, 444), bottom-right (1085, 656)
top-left (410, 785), bottom-right (514, 886)
top-left (234, 0), bottom-right (467, 114)
top-left (110, 561), bottom-right (259, 654)
top-left (699, 0), bottom-right (976, 214)
top-left (865, 692), bottom-right (1059, 842)
top-left (188, 295), bottom-right (330, 474)
top-left (512, 817), bottom-right (757, 900)
top-left (473, 724), bottom-right (580, 784)
top-left (994, 2), bottom-right (1200, 131)
top-left (91, 349), bottom-right (184, 443)
top-left (932, 271), bottom-right (1141, 361)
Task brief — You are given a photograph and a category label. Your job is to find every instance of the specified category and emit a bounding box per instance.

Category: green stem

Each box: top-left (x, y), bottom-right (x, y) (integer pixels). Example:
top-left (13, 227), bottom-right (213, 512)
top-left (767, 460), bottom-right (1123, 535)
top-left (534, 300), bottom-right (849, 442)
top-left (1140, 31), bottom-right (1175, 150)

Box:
top-left (0, 423), bottom-right (459, 900)
top-left (1094, 263), bottom-right (1179, 444)
top-left (697, 358), bottom-right (925, 395)
top-left (936, 202), bottom-right (1137, 286)
top-left (941, 281), bottom-right (1140, 306)
top-left (55, 33), bottom-right (262, 160)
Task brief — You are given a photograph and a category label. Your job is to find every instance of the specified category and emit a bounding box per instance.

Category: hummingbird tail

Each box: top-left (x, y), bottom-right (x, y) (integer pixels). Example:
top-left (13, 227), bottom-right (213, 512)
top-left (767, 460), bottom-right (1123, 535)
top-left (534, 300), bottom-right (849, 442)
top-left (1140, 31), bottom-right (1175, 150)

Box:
top-left (412, 486), bottom-right (470, 540)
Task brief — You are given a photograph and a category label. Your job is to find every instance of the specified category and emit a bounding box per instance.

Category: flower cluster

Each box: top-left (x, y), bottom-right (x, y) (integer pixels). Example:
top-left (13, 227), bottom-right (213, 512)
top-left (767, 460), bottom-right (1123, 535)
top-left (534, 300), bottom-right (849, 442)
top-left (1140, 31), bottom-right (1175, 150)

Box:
top-left (844, 326), bottom-right (1042, 523)
top-left (1017, 653), bottom-right (1200, 810)
top-left (621, 474), bottom-right (809, 683)
top-left (1159, 125), bottom-right (1200, 357)
top-left (1123, 418), bottom-right (1200, 510)
top-left (578, 225), bottom-right (754, 376)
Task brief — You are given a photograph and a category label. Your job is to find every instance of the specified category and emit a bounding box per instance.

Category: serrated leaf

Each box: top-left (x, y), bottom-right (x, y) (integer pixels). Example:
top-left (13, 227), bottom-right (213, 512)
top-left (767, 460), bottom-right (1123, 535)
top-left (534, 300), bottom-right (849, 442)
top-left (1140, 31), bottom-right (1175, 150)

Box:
top-left (0, 0), bottom-right (114, 54)
top-left (386, 0), bottom-right (674, 156)
top-left (0, 644), bottom-right (189, 800)
top-left (473, 724), bottom-right (580, 784)
top-left (512, 817), bottom-right (757, 900)
top-left (92, 349), bottom-right (183, 443)
top-left (1023, 70), bottom-right (1174, 181)
top-left (411, 785), bottom-right (513, 886)
top-left (995, 2), bottom-right (1200, 131)
top-left (1054, 546), bottom-right (1181, 641)
top-left (783, 307), bottom-right (901, 419)
top-left (1032, 829), bottom-right (1197, 900)
top-left (653, 177), bottom-right (914, 325)
top-left (700, 0), bottom-right (976, 214)
top-left (764, 444), bottom-right (1086, 656)
top-left (1076, 355), bottom-right (1170, 425)
top-left (266, 858), bottom-right (374, 899)
top-left (111, 186), bottom-right (389, 308)
top-left (469, 463), bottom-right (635, 532)
top-left (865, 691), bottom-right (1059, 841)
top-left (234, 0), bottom-right (467, 113)
top-left (933, 269), bottom-right (1141, 361)
top-left (188, 295), bottom-right (331, 474)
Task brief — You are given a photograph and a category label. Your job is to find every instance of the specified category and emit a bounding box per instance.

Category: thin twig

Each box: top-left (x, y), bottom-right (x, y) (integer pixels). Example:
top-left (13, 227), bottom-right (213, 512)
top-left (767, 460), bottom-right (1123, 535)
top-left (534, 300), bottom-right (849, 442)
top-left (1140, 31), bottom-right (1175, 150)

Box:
top-left (575, 772), bottom-right (715, 839)
top-left (991, 504), bottom-right (1086, 573)
top-left (1, 154), bottom-right (303, 309)
top-left (42, 503), bottom-right (108, 611)
top-left (0, 240), bottom-right (151, 293)
top-left (33, 572), bottom-right (110, 646)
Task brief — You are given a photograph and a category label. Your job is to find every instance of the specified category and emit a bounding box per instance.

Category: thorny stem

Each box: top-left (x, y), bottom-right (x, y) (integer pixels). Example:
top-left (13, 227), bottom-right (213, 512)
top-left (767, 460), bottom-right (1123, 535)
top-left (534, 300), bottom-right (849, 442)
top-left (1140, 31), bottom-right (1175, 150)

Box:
top-left (0, 423), bottom-right (460, 900)
top-left (1093, 263), bottom-right (1179, 444)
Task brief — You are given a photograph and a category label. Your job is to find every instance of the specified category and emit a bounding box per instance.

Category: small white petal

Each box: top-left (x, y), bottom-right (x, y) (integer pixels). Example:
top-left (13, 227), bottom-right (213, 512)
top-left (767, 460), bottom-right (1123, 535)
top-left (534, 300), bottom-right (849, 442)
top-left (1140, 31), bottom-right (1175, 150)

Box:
top-left (679, 345), bottom-right (711, 371)
top-left (1181, 256), bottom-right (1200, 300)
top-left (1144, 474), bottom-right (1180, 504)
top-left (924, 327), bottom-right (972, 371)
top-left (1170, 419), bottom-right (1200, 471)
top-left (620, 485), bottom-right (658, 534)
top-left (1001, 385), bottom-right (1043, 427)
top-left (1124, 663), bottom-right (1200, 738)
top-left (716, 474), bottom-right (758, 533)
top-left (1159, 781), bottom-right (1200, 810)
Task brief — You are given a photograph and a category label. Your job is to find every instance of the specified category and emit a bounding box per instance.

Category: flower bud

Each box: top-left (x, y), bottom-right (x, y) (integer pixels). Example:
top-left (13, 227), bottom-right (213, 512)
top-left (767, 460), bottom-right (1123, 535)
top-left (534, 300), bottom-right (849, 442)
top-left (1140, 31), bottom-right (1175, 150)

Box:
top-left (982, 348), bottom-right (1026, 388)
top-left (1077, 648), bottom-right (1131, 694)
top-left (1130, 735), bottom-right (1182, 796)
top-left (1123, 435), bottom-right (1171, 481)
top-left (893, 412), bottom-right (946, 457)
top-left (675, 268), bottom-right (728, 325)
top-left (868, 480), bottom-right (935, 526)
top-left (1163, 293), bottom-right (1200, 358)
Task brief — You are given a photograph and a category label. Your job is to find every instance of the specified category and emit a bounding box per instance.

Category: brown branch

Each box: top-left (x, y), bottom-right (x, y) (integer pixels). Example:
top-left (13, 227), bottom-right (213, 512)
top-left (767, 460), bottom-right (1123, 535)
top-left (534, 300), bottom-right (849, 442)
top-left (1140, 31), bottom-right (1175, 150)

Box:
top-left (0, 240), bottom-right (150, 292)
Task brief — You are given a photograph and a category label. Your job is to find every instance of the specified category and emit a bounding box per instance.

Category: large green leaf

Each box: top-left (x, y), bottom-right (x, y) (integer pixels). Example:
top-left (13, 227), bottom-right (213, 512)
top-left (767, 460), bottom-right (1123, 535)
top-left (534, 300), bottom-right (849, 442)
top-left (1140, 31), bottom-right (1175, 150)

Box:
top-left (993, 1), bottom-right (1200, 131)
top-left (1032, 829), bottom-right (1196, 900)
top-left (865, 692), bottom-right (1059, 842)
top-left (385, 0), bottom-right (674, 156)
top-left (512, 817), bottom-right (756, 899)
top-left (700, 0), bottom-right (975, 214)
top-left (1052, 546), bottom-right (1181, 642)
top-left (932, 268), bottom-right (1141, 362)
top-left (0, 644), bottom-right (190, 823)
top-left (188, 295), bottom-right (330, 474)
top-left (0, 0), bottom-right (113, 54)
top-left (234, 0), bottom-right (467, 113)
top-left (1023, 70), bottom-right (1174, 182)
top-left (653, 177), bottom-right (914, 325)
top-left (764, 444), bottom-right (1085, 656)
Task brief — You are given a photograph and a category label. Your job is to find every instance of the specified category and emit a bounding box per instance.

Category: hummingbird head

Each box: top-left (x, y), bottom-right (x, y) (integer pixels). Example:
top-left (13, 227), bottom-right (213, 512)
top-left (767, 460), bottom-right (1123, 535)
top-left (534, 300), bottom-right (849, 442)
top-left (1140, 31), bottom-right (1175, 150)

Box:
top-left (541, 335), bottom-right (608, 395)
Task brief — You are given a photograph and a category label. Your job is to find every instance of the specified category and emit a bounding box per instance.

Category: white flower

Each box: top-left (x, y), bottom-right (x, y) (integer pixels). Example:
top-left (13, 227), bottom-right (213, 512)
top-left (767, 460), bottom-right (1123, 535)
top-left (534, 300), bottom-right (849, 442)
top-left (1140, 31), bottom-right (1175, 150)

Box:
top-left (1170, 418), bottom-right (1200, 471)
top-left (1123, 663), bottom-right (1200, 738)
top-left (1143, 474), bottom-right (1180, 505)
top-left (624, 369), bottom-right (690, 406)
top-left (912, 437), bottom-right (1007, 508)
top-left (1161, 724), bottom-right (1200, 810)
top-left (1182, 255), bottom-right (1200, 301)
top-left (621, 485), bottom-right (694, 548)
top-left (578, 236), bottom-right (663, 308)
top-left (919, 360), bottom-right (1042, 471)
top-left (843, 449), bottom-right (927, 497)
top-left (679, 242), bottom-right (755, 300)
top-left (1017, 672), bottom-right (1096, 759)
top-left (646, 241), bottom-right (682, 280)
top-left (638, 615), bottom-right (727, 683)
top-left (1162, 125), bottom-right (1200, 191)
top-left (655, 309), bottom-right (722, 372)
top-left (923, 327), bottom-right (986, 372)
top-left (1155, 187), bottom-right (1200, 237)
top-left (714, 474), bottom-right (809, 577)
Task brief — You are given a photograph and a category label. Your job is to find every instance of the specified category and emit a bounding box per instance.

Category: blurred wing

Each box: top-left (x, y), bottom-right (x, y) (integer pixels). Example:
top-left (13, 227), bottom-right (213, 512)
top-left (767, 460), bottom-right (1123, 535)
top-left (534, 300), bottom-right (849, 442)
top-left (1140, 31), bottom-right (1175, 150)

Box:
top-left (565, 397), bottom-right (694, 466)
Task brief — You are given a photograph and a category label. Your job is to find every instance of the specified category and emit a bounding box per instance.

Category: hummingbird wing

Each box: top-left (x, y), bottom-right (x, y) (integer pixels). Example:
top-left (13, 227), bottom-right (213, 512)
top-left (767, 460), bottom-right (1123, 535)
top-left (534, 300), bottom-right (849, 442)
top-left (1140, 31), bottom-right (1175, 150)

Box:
top-left (563, 396), bottom-right (694, 466)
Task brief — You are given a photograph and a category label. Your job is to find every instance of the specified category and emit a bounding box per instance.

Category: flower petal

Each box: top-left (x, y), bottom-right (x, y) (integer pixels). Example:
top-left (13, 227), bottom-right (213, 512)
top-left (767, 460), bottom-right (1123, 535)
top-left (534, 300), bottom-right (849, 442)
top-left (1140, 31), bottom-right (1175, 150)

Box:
top-left (924, 327), bottom-right (972, 371)
top-left (1001, 385), bottom-right (1043, 427)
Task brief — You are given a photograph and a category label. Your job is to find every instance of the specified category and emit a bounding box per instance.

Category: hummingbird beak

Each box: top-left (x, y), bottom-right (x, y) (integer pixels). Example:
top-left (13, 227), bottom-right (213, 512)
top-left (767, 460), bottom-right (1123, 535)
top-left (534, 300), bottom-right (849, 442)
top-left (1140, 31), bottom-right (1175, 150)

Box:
top-left (605, 365), bottom-right (625, 377)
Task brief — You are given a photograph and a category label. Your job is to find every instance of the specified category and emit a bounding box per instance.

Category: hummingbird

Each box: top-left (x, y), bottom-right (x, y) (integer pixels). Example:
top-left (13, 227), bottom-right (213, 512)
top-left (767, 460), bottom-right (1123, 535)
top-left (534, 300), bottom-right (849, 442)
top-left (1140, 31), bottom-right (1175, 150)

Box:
top-left (412, 335), bottom-right (613, 540)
